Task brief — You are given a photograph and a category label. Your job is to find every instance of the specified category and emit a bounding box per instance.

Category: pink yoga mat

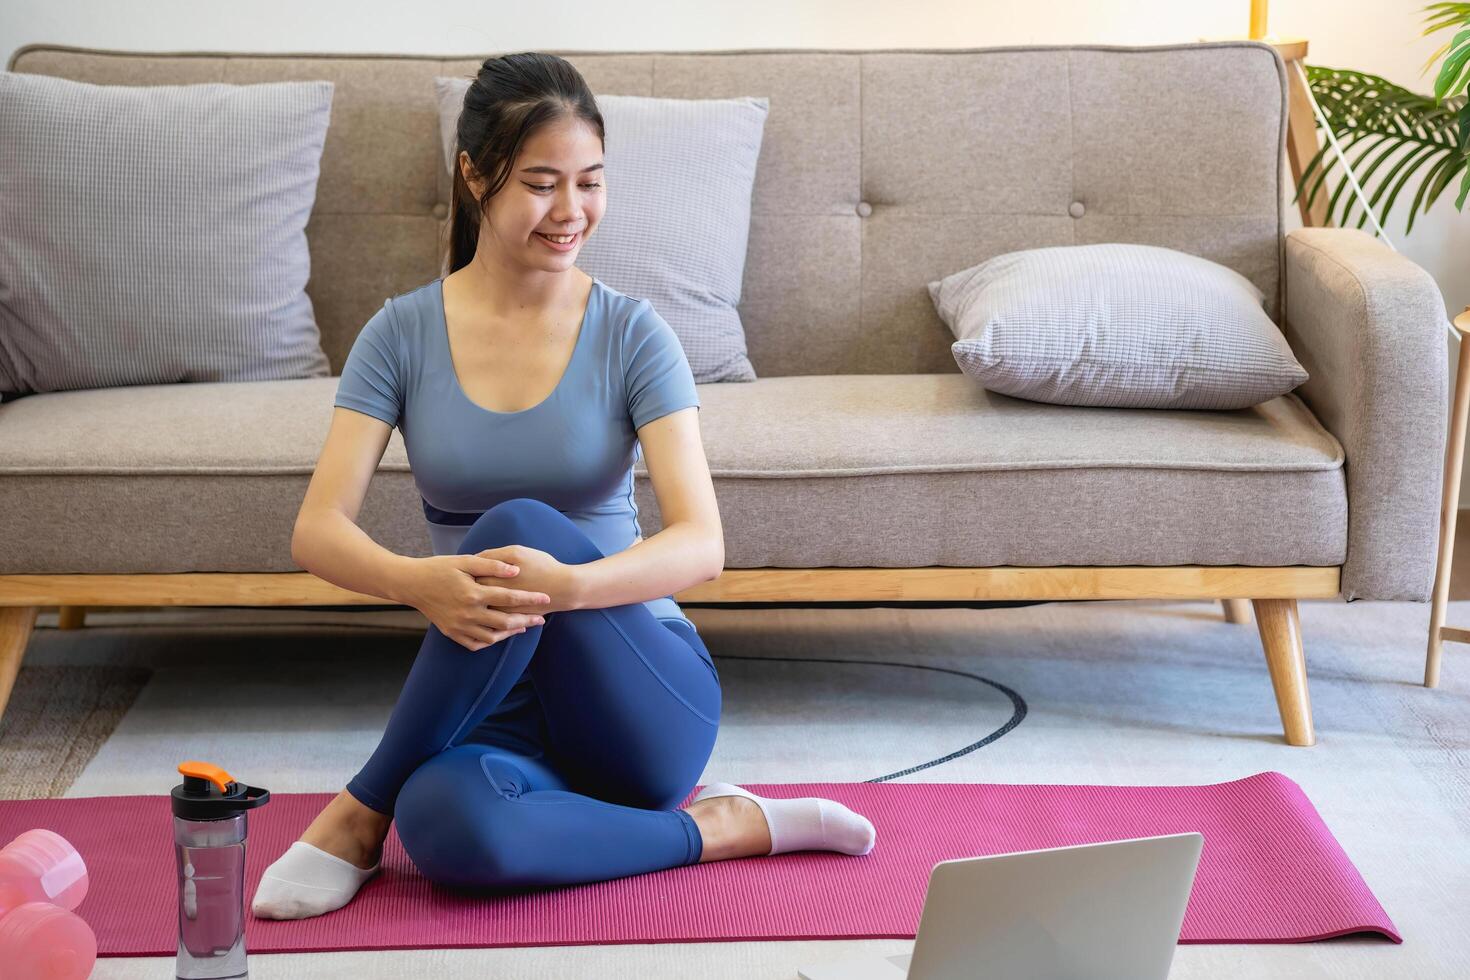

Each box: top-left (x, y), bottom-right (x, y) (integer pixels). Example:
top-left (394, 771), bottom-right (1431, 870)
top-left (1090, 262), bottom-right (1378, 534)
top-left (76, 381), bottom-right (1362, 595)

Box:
top-left (0, 771), bottom-right (1399, 956)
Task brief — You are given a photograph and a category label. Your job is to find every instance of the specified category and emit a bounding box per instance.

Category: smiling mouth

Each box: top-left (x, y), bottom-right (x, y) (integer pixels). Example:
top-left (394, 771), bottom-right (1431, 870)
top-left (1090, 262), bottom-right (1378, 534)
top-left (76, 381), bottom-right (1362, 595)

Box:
top-left (535, 231), bottom-right (580, 244)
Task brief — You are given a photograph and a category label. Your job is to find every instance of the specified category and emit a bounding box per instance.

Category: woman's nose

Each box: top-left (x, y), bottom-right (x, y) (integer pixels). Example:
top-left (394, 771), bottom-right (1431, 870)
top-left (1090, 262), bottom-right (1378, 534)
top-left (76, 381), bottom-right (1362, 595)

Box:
top-left (552, 187), bottom-right (585, 218)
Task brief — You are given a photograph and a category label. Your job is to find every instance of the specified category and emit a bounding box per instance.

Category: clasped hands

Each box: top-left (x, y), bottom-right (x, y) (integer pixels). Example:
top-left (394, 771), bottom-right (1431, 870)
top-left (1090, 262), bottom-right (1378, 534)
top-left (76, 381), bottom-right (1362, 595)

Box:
top-left (474, 544), bottom-right (582, 616)
top-left (401, 544), bottom-right (584, 651)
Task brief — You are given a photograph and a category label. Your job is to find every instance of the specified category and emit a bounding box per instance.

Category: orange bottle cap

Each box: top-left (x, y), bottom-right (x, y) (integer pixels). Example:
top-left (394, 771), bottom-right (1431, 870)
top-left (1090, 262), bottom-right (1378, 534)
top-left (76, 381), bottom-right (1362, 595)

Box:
top-left (178, 761), bottom-right (234, 794)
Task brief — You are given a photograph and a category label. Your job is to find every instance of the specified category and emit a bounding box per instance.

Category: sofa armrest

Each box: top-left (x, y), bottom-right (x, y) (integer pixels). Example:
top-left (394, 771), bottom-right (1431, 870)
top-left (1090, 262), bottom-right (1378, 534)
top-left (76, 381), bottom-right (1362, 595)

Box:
top-left (1285, 227), bottom-right (1449, 601)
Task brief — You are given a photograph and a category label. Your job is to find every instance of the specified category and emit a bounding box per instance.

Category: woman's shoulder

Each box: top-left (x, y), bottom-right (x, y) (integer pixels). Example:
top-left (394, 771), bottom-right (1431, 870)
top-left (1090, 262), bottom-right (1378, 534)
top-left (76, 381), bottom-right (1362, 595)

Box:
top-left (366, 278), bottom-right (442, 344)
top-left (592, 281), bottom-right (679, 367)
top-left (589, 276), bottom-right (659, 327)
top-left (383, 279), bottom-right (443, 318)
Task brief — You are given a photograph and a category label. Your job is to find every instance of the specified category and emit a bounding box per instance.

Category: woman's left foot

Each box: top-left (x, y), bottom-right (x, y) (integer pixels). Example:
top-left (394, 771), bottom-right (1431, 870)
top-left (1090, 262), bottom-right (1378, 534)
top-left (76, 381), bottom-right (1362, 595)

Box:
top-left (689, 781), bottom-right (876, 858)
top-left (688, 794), bottom-right (772, 862)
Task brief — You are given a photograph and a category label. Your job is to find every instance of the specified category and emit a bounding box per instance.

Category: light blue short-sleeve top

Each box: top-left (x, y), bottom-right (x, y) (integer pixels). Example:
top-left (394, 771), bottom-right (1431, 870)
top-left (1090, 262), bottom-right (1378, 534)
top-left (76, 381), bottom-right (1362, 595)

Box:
top-left (332, 276), bottom-right (702, 630)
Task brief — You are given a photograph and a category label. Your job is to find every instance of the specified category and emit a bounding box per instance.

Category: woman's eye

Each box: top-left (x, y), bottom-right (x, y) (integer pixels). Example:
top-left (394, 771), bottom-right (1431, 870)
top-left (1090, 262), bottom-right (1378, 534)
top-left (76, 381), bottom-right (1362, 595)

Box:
top-left (528, 183), bottom-right (602, 192)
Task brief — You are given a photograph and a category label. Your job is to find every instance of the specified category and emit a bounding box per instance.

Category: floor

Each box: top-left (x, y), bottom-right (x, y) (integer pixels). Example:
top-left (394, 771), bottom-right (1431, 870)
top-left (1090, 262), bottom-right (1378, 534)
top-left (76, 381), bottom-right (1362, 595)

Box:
top-left (10, 588), bottom-right (1469, 978)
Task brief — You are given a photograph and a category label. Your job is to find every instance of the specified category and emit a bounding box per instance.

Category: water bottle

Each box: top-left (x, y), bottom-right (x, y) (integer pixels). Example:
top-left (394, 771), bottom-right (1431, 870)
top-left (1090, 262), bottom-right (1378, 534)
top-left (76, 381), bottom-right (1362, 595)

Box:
top-left (0, 828), bottom-right (96, 979)
top-left (171, 761), bottom-right (270, 980)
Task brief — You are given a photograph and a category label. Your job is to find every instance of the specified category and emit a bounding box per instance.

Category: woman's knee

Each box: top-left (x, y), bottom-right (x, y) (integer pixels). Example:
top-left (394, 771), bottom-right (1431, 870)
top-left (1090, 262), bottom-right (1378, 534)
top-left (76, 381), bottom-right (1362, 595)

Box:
top-left (458, 498), bottom-right (557, 553)
top-left (395, 752), bottom-right (543, 889)
top-left (459, 497), bottom-right (603, 566)
top-left (396, 754), bottom-right (484, 886)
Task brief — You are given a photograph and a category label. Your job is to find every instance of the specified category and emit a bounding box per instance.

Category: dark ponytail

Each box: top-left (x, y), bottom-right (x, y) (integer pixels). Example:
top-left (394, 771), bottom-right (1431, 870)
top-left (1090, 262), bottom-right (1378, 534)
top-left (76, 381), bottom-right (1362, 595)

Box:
top-left (445, 53), bottom-right (605, 274)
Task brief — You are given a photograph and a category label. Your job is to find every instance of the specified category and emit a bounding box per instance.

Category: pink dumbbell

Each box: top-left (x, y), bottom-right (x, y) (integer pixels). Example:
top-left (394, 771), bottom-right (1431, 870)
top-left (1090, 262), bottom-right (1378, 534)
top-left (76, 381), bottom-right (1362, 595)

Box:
top-left (0, 828), bottom-right (97, 979)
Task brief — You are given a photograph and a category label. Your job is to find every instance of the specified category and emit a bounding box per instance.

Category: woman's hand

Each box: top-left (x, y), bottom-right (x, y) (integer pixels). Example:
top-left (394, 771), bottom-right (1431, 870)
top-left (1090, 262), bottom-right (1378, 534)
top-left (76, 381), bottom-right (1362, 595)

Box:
top-left (471, 545), bottom-right (582, 616)
top-left (397, 553), bottom-right (555, 652)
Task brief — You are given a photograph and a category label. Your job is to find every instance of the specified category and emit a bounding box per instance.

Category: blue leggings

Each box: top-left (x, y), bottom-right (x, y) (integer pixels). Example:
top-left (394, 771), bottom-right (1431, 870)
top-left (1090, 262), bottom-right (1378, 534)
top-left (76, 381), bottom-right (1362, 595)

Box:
top-left (345, 497), bottom-right (722, 891)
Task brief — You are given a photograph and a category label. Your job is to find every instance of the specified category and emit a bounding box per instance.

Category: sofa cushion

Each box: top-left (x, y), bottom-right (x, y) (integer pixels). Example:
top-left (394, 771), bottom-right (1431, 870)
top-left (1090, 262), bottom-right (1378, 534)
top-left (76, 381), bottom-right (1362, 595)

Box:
top-left (435, 78), bottom-right (769, 383)
top-left (0, 375), bottom-right (1345, 574)
top-left (929, 243), bottom-right (1309, 409)
top-left (0, 72), bottom-right (336, 400)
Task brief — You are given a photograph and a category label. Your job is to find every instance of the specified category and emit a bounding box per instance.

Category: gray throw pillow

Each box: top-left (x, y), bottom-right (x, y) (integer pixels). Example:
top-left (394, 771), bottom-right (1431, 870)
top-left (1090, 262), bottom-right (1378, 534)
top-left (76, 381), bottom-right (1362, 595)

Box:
top-left (0, 72), bottom-right (335, 401)
top-left (435, 77), bottom-right (767, 383)
top-left (927, 243), bottom-right (1308, 410)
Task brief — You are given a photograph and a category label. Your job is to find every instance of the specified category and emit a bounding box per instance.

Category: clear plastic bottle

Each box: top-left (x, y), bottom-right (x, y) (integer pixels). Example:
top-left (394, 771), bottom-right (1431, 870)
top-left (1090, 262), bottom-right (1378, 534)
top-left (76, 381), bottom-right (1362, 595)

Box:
top-left (170, 761), bottom-right (270, 980)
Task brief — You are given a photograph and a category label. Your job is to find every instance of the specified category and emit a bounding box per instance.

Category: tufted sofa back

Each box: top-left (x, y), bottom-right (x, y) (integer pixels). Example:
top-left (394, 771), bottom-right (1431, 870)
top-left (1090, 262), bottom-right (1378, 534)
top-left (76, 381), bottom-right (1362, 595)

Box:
top-left (9, 42), bottom-right (1287, 377)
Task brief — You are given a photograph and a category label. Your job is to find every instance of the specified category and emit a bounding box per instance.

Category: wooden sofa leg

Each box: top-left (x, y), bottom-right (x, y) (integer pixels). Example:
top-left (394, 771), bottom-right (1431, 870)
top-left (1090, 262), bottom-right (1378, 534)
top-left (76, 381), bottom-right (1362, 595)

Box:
top-left (1251, 598), bottom-right (1316, 746)
top-left (0, 607), bottom-right (39, 729)
top-left (58, 606), bottom-right (86, 630)
top-left (1221, 599), bottom-right (1252, 624)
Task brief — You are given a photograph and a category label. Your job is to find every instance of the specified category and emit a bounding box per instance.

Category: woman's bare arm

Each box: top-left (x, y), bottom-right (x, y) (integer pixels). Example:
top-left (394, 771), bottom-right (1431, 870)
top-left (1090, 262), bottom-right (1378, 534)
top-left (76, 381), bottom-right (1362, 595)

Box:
top-left (291, 407), bottom-right (419, 605)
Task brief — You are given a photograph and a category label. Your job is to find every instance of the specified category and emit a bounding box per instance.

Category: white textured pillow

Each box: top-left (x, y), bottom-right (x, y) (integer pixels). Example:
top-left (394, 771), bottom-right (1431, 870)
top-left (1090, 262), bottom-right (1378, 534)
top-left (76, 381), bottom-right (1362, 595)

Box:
top-left (0, 72), bottom-right (334, 400)
top-left (434, 77), bottom-right (767, 383)
top-left (928, 243), bottom-right (1308, 410)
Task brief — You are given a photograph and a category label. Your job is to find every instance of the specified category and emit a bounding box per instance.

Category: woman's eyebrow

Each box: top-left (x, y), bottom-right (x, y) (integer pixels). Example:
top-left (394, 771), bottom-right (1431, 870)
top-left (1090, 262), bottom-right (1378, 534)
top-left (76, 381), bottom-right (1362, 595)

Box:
top-left (519, 163), bottom-right (605, 175)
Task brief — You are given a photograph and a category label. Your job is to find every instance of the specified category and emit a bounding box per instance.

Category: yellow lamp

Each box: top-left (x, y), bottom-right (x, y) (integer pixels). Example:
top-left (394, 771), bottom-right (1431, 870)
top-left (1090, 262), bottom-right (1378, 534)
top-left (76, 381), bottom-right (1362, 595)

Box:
top-left (1250, 0), bottom-right (1269, 40)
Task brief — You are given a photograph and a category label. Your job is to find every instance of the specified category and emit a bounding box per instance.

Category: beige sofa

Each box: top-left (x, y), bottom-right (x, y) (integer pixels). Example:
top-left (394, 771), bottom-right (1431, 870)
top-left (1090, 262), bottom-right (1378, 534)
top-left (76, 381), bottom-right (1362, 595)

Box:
top-left (0, 42), bottom-right (1449, 747)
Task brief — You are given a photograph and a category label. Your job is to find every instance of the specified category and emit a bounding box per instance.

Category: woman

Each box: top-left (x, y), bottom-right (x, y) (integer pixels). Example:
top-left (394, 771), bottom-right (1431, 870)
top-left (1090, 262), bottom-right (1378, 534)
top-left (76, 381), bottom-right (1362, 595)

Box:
top-left (251, 53), bottom-right (876, 920)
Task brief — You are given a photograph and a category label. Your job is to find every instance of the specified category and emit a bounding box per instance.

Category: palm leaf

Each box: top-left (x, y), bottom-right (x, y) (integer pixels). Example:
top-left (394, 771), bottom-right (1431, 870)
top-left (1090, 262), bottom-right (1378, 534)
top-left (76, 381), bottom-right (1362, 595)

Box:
top-left (1433, 26), bottom-right (1470, 100)
top-left (1421, 4), bottom-right (1470, 214)
top-left (1422, 39), bottom-right (1452, 79)
top-left (1293, 66), bottom-right (1466, 233)
top-left (1422, 2), bottom-right (1470, 38)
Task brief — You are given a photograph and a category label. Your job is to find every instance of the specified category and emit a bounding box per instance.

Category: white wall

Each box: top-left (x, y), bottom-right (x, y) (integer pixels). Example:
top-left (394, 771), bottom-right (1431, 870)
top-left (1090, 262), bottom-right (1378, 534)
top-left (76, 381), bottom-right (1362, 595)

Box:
top-left (5, 0), bottom-right (1468, 497)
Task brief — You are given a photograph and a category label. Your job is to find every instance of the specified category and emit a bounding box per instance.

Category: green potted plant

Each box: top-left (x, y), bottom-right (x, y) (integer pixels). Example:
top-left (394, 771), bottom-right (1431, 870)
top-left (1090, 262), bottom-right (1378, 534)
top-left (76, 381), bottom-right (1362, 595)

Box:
top-left (1296, 2), bottom-right (1470, 233)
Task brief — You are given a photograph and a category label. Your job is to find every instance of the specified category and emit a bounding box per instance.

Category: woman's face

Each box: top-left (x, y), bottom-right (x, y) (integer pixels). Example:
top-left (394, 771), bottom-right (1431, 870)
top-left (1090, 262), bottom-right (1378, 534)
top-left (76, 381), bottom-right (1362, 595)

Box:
top-left (460, 114), bottom-right (605, 274)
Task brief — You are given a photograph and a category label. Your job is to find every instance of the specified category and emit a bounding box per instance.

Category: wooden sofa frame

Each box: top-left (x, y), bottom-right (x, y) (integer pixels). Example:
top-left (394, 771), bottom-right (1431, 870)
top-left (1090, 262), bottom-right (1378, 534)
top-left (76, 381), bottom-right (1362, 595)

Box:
top-left (0, 566), bottom-right (1338, 745)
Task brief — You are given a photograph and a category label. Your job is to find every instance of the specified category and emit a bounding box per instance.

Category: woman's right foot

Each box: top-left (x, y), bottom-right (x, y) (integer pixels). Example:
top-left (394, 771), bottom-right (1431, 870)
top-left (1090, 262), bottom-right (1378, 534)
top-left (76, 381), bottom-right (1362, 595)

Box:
top-left (297, 789), bottom-right (390, 870)
top-left (250, 789), bottom-right (389, 920)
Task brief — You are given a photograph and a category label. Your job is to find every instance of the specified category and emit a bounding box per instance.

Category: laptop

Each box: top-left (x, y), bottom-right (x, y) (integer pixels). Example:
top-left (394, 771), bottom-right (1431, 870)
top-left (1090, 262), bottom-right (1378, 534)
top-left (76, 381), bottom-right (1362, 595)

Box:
top-left (797, 831), bottom-right (1204, 980)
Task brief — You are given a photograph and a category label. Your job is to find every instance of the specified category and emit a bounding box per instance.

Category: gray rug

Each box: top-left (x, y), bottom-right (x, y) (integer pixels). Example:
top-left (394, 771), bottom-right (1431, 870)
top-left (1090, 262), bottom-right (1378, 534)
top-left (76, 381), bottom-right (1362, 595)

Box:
top-left (8, 598), bottom-right (1469, 978)
top-left (0, 663), bottom-right (150, 798)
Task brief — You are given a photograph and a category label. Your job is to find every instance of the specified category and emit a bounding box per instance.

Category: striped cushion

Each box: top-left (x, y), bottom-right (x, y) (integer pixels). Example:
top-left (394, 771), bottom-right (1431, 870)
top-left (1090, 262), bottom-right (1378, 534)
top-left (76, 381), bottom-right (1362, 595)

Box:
top-left (435, 77), bottom-right (767, 383)
top-left (0, 72), bottom-right (335, 400)
top-left (928, 243), bottom-right (1308, 410)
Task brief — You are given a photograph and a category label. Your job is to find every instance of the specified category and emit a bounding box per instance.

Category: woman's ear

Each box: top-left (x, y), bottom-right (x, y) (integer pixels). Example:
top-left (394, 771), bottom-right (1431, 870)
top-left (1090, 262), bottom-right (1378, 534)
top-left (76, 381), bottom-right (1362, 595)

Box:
top-left (457, 150), bottom-right (486, 201)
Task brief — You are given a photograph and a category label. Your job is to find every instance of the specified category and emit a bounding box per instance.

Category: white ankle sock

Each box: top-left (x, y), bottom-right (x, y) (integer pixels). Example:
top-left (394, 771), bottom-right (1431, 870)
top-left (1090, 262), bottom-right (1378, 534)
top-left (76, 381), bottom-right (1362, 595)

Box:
top-left (250, 840), bottom-right (380, 920)
top-left (692, 781), bottom-right (876, 856)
